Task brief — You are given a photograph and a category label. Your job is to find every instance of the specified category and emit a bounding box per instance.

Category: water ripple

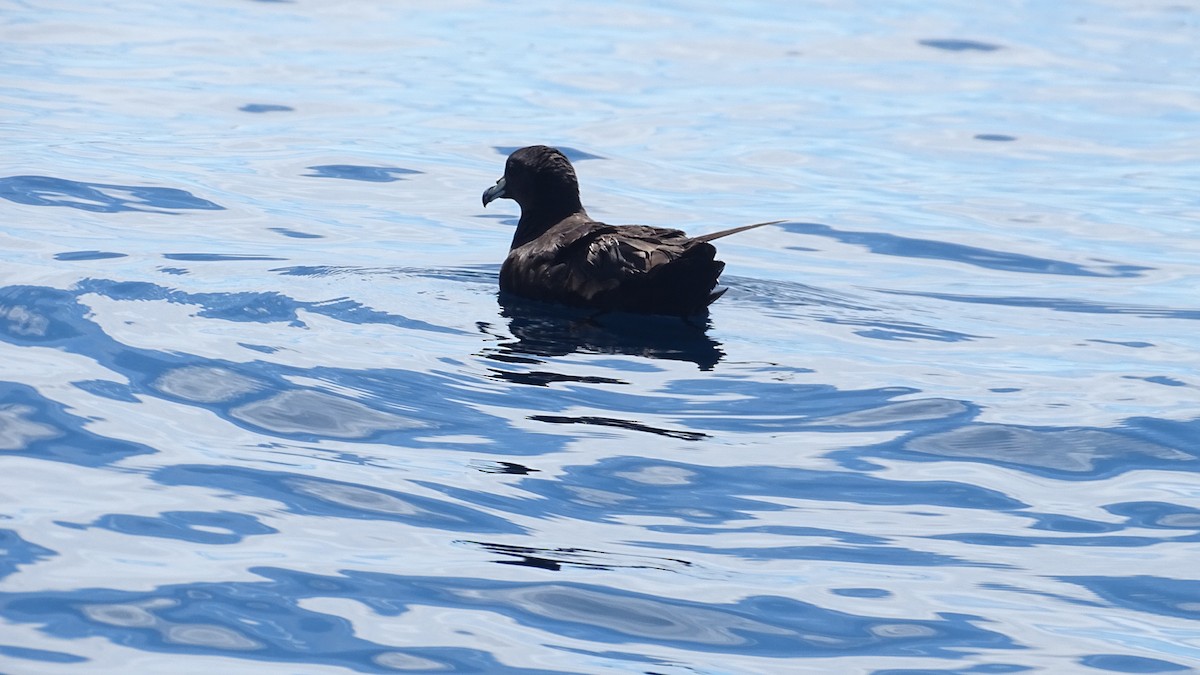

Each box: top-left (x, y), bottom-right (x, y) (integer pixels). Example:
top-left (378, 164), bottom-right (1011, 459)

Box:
top-left (0, 176), bottom-right (224, 213)
top-left (4, 0), bottom-right (1199, 671)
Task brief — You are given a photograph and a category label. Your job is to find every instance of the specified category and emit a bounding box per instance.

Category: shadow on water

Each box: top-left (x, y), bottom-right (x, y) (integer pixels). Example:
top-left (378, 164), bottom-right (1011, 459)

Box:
top-left (481, 294), bottom-right (725, 371)
top-left (0, 176), bottom-right (224, 213)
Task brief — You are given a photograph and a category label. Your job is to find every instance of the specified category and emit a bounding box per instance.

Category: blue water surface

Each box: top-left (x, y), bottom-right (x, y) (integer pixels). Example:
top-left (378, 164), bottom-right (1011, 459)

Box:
top-left (2, 1), bottom-right (1200, 673)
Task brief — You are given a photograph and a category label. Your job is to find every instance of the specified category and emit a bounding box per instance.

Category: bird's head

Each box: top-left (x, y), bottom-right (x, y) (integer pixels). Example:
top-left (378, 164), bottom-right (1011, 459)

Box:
top-left (482, 145), bottom-right (581, 210)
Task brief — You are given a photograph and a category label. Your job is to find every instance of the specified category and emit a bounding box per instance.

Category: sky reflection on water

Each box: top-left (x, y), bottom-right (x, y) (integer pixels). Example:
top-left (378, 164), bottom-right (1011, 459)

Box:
top-left (3, 0), bottom-right (1200, 673)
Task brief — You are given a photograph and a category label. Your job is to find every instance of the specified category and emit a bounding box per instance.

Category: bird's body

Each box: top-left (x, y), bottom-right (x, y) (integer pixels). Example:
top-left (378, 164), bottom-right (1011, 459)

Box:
top-left (483, 146), bottom-right (777, 316)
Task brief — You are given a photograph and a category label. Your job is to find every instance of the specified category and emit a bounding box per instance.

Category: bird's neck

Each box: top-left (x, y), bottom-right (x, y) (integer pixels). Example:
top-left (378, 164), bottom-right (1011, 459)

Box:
top-left (511, 199), bottom-right (586, 249)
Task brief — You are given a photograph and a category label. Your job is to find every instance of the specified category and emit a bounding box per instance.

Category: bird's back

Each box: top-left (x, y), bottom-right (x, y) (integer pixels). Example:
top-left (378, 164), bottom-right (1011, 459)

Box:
top-left (500, 216), bottom-right (725, 316)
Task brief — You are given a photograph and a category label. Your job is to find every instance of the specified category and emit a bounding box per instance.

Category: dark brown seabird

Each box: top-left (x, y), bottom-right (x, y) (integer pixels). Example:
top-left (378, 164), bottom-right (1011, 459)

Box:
top-left (482, 145), bottom-right (780, 316)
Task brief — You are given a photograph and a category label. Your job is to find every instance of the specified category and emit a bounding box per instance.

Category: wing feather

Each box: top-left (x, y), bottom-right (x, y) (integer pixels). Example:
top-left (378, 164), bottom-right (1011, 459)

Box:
top-left (500, 217), bottom-right (748, 313)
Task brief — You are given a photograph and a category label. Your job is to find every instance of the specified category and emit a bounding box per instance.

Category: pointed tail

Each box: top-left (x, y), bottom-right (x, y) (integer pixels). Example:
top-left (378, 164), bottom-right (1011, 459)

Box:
top-left (693, 220), bottom-right (785, 243)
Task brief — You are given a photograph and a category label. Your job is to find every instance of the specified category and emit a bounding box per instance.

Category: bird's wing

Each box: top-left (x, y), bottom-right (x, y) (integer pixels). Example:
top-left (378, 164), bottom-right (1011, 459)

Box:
top-left (549, 224), bottom-right (694, 301)
top-left (571, 223), bottom-right (687, 271)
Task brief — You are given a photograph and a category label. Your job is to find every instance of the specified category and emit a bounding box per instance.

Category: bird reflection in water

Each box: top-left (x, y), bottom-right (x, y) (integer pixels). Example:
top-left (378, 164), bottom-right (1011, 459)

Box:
top-left (480, 294), bottom-right (726, 372)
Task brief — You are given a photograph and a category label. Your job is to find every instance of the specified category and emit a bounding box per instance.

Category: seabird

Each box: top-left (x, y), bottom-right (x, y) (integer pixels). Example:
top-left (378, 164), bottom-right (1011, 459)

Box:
top-left (483, 145), bottom-right (779, 316)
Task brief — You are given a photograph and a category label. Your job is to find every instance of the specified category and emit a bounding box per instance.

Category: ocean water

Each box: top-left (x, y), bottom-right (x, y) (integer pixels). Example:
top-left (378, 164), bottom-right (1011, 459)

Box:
top-left (2, 1), bottom-right (1199, 673)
